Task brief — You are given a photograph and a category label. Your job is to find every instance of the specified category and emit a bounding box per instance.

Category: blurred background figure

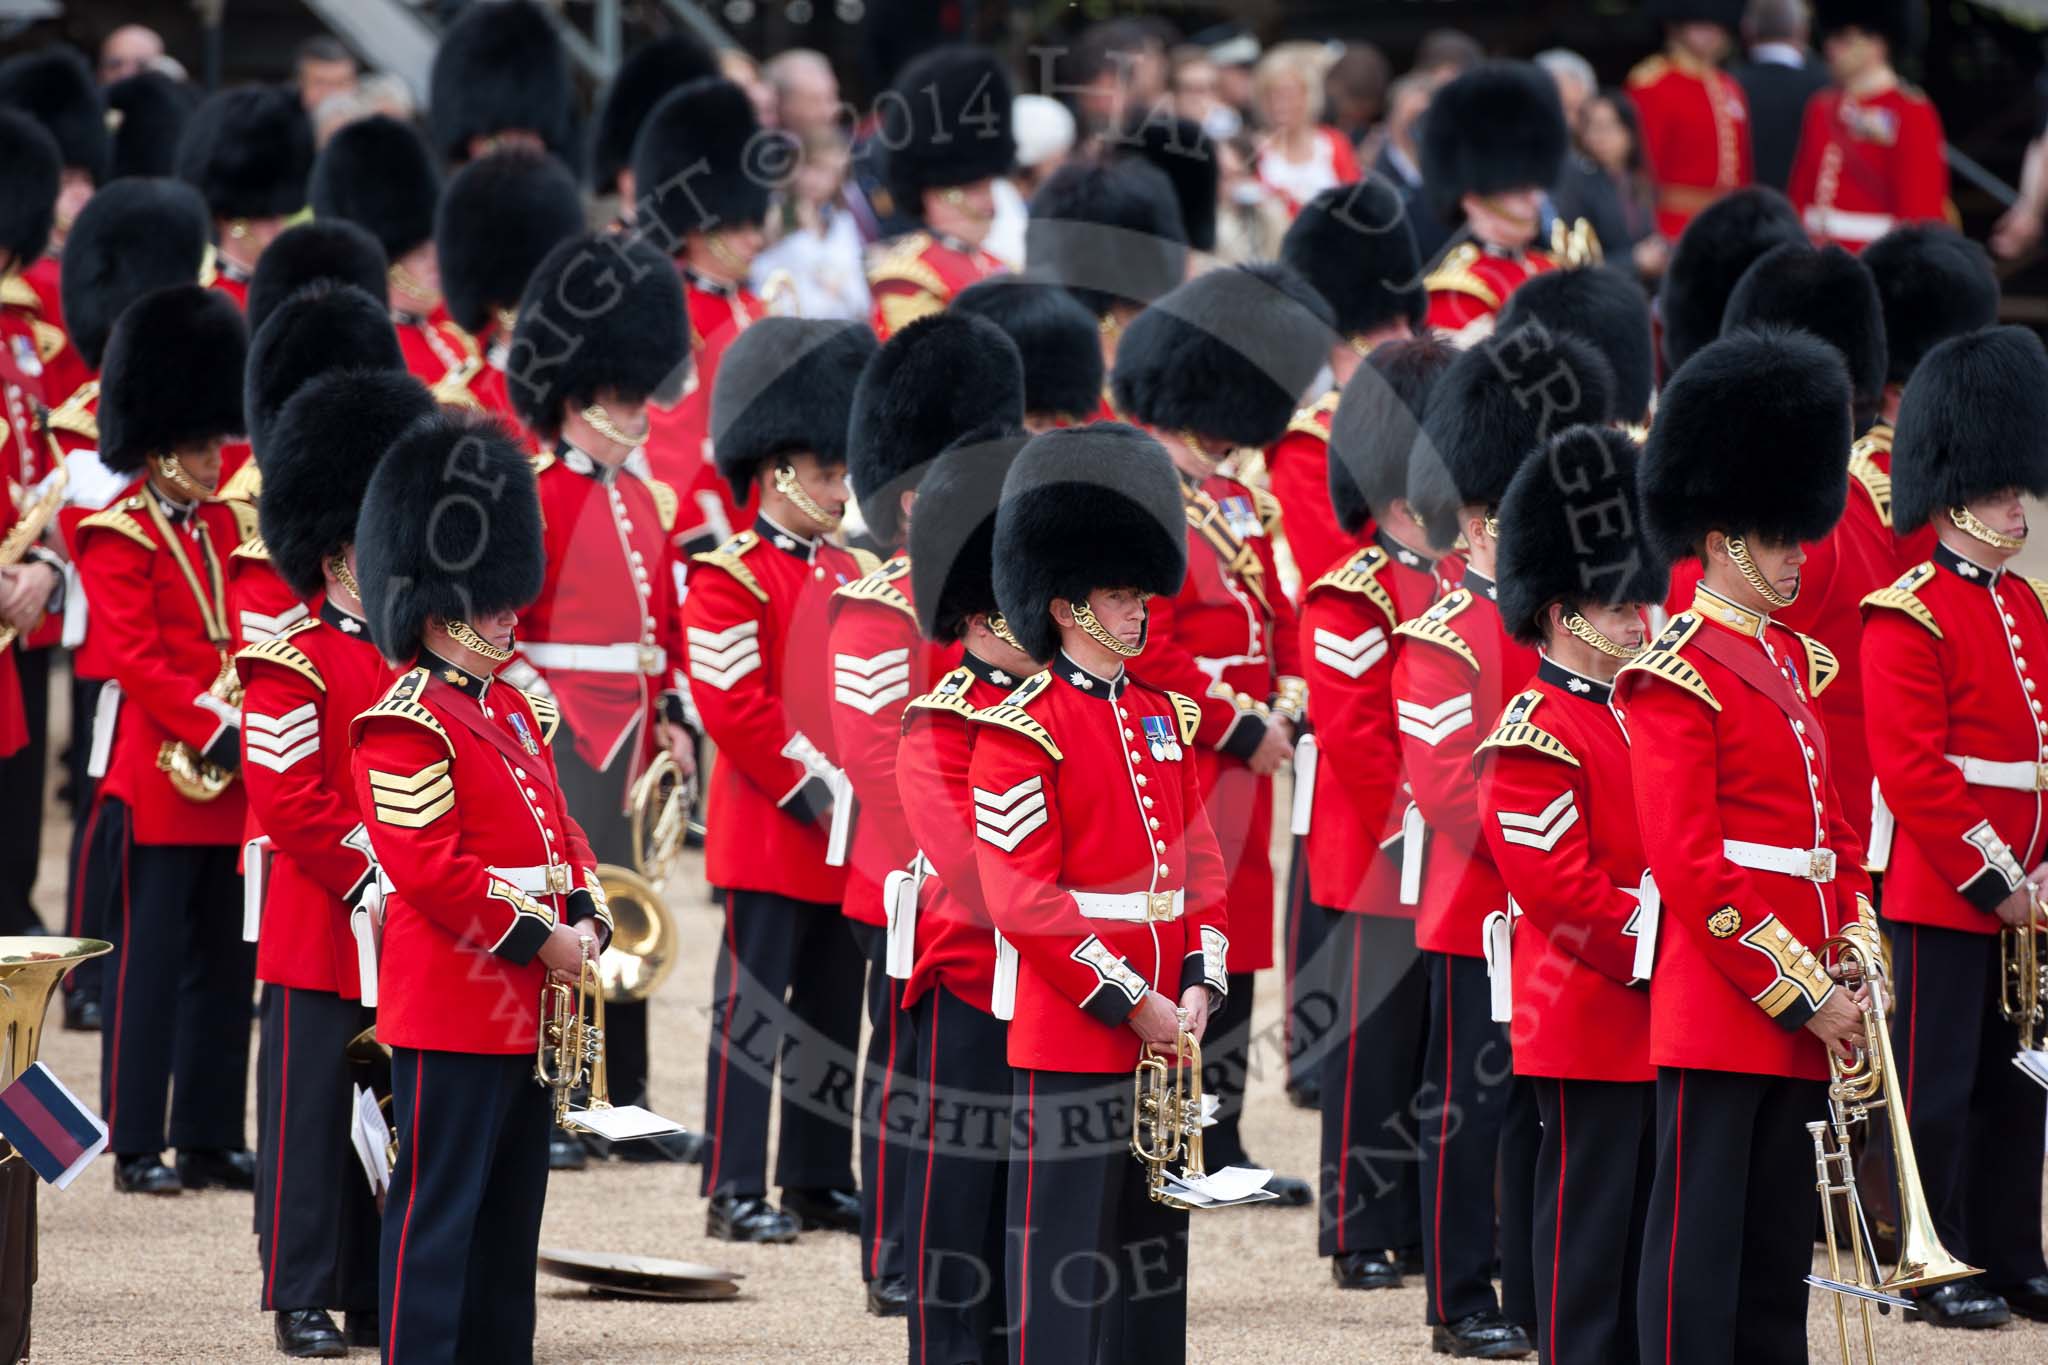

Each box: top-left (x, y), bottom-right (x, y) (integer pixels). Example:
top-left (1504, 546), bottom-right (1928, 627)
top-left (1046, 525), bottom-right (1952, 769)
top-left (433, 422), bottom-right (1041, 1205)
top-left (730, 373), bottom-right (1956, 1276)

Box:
top-left (1215, 133), bottom-right (1292, 263)
top-left (1192, 22), bottom-right (1261, 131)
top-left (721, 46), bottom-right (779, 128)
top-left (766, 48), bottom-right (841, 138)
top-left (293, 34), bottom-right (356, 113)
top-left (1324, 42), bottom-right (1390, 152)
top-left (1411, 27), bottom-right (1484, 86)
top-left (989, 93), bottom-right (1076, 266)
top-left (96, 24), bottom-right (162, 85)
top-left (1731, 0), bottom-right (1828, 191)
top-left (752, 129), bottom-right (870, 321)
top-left (1170, 43), bottom-right (1237, 143)
top-left (1371, 72), bottom-right (1448, 264)
top-left (1253, 41), bottom-right (1358, 211)
top-left (1580, 87), bottom-right (1669, 278)
top-left (1536, 47), bottom-right (1629, 272)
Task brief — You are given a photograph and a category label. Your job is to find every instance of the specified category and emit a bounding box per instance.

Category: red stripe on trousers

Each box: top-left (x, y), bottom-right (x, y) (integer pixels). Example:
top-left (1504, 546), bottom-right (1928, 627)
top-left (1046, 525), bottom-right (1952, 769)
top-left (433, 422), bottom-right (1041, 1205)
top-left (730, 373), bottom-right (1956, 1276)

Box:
top-left (1432, 963), bottom-right (1454, 1322)
top-left (389, 1051), bottom-right (426, 1364)
top-left (106, 822), bottom-right (131, 1129)
top-left (1548, 1078), bottom-right (1566, 1362)
top-left (1905, 925), bottom-right (1918, 1116)
top-left (915, 994), bottom-right (942, 1365)
top-left (1337, 916), bottom-right (1363, 1235)
top-left (1019, 1072), bottom-right (1036, 1365)
top-left (871, 979), bottom-right (899, 1278)
top-left (706, 891), bottom-right (737, 1193)
top-left (1663, 1072), bottom-right (1685, 1365)
top-left (263, 989), bottom-right (292, 1306)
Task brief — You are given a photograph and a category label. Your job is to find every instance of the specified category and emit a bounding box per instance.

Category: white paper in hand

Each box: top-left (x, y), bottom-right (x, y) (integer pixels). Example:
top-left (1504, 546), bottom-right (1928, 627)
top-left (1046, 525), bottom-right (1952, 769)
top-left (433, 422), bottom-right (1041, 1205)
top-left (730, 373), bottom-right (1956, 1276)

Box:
top-left (565, 1104), bottom-right (686, 1143)
top-left (351, 1086), bottom-right (391, 1196)
top-left (2012, 1050), bottom-right (2048, 1092)
top-left (1164, 1165), bottom-right (1278, 1207)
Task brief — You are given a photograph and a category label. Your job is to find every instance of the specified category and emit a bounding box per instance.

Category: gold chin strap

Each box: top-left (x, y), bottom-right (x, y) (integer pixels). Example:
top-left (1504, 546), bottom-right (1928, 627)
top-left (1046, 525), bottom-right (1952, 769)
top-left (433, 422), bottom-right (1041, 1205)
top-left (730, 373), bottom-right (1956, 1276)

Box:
top-left (329, 552), bottom-right (360, 602)
top-left (1726, 535), bottom-right (1796, 609)
top-left (580, 402), bottom-right (646, 448)
top-left (703, 232), bottom-right (751, 277)
top-left (226, 219), bottom-right (251, 241)
top-left (445, 619), bottom-right (514, 662)
top-left (1483, 513), bottom-right (1501, 539)
top-left (772, 464), bottom-right (842, 534)
top-left (1561, 610), bottom-right (1642, 660)
top-left (988, 612), bottom-right (1025, 652)
top-left (1098, 312), bottom-right (1123, 341)
top-left (494, 306), bottom-right (519, 336)
top-left (389, 261), bottom-right (437, 305)
top-left (1951, 506), bottom-right (2025, 551)
top-left (1072, 599), bottom-right (1141, 658)
top-left (155, 454), bottom-right (208, 502)
top-left (1347, 335), bottom-right (1376, 358)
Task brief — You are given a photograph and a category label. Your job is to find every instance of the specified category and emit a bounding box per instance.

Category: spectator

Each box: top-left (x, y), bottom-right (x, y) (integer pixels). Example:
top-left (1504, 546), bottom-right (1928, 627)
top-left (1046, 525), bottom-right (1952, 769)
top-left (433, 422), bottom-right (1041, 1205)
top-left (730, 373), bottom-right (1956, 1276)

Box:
top-left (1170, 46), bottom-right (1233, 140)
top-left (1011, 93), bottom-right (1076, 197)
top-left (294, 35), bottom-right (358, 113)
top-left (1192, 23), bottom-right (1261, 129)
top-left (97, 24), bottom-right (163, 85)
top-left (1214, 133), bottom-right (1291, 264)
top-left (1412, 28), bottom-right (1485, 85)
top-left (752, 129), bottom-right (870, 321)
top-left (765, 48), bottom-right (841, 139)
top-left (1731, 0), bottom-right (1828, 191)
top-left (358, 71), bottom-right (416, 123)
top-left (1069, 19), bottom-right (1172, 136)
top-left (1325, 43), bottom-right (1390, 149)
top-left (1535, 48), bottom-right (1630, 268)
top-left (720, 47), bottom-right (779, 129)
top-left (1372, 72), bottom-right (1449, 262)
top-left (1581, 88), bottom-right (1669, 278)
top-left (1252, 41), bottom-right (1359, 210)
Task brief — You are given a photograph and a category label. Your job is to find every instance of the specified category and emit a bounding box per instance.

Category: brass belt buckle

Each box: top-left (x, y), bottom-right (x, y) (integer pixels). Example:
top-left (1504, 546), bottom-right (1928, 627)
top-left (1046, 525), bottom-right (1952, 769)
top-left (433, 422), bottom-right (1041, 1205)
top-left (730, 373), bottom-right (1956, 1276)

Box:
top-left (639, 643), bottom-right (663, 675)
top-left (2035, 763), bottom-right (2048, 793)
top-left (1146, 891), bottom-right (1175, 922)
top-left (1809, 849), bottom-right (1834, 882)
top-left (546, 863), bottom-right (572, 896)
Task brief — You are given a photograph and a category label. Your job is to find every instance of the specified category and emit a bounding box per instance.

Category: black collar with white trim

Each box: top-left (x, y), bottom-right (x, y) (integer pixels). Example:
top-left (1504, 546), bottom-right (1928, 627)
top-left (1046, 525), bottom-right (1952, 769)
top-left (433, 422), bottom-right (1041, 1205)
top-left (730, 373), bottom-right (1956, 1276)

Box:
top-left (963, 649), bottom-right (1027, 690)
top-left (1462, 564), bottom-right (1498, 601)
top-left (754, 512), bottom-right (818, 560)
top-left (1376, 526), bottom-right (1433, 572)
top-left (1055, 651), bottom-right (1128, 696)
top-left (1538, 654), bottom-right (1612, 705)
top-left (682, 266), bottom-right (742, 299)
top-left (1934, 539), bottom-right (2002, 586)
top-left (321, 599), bottom-right (370, 638)
top-left (559, 442), bottom-right (621, 485)
top-left (421, 647), bottom-right (493, 700)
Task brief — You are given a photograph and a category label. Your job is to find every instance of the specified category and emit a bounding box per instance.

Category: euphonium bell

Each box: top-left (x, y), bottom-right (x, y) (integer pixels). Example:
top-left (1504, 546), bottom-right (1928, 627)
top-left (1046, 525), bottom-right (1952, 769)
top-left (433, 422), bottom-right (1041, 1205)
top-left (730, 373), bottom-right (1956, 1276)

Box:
top-left (592, 864), bottom-right (677, 1005)
top-left (158, 651), bottom-right (242, 802)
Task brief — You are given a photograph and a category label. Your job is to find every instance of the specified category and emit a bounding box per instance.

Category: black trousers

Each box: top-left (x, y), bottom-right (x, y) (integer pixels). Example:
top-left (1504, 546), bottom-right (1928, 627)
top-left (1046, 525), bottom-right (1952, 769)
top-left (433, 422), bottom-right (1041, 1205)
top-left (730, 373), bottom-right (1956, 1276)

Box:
top-left (1417, 950), bottom-right (1516, 1325)
top-left (1281, 837), bottom-right (1339, 1096)
top-left (903, 986), bottom-right (1014, 1365)
top-left (699, 888), bottom-right (862, 1199)
top-left (1635, 1067), bottom-right (1827, 1365)
top-left (254, 985), bottom-right (379, 1314)
top-left (380, 1048), bottom-right (550, 1365)
top-left (1890, 920), bottom-right (2048, 1283)
top-left (63, 675), bottom-right (108, 1002)
top-left (849, 919), bottom-right (912, 1284)
top-left (96, 806), bottom-right (254, 1155)
top-left (1531, 1077), bottom-right (1654, 1365)
top-left (0, 646), bottom-right (51, 933)
top-left (1196, 970), bottom-right (1257, 1170)
top-left (1500, 1076), bottom-right (1540, 1331)
top-left (1006, 1068), bottom-right (1189, 1365)
top-left (1317, 911), bottom-right (1428, 1258)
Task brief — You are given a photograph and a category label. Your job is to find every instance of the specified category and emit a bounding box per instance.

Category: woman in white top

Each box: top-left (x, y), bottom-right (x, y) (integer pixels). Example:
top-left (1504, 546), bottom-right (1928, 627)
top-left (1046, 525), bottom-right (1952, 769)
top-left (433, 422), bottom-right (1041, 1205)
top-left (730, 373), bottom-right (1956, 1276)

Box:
top-left (1251, 41), bottom-right (1361, 212)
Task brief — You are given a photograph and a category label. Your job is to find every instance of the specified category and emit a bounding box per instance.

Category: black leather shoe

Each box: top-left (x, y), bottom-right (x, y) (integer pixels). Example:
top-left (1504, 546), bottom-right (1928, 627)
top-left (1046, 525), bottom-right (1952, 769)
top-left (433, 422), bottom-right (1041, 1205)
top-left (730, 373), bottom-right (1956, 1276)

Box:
top-left (61, 992), bottom-right (101, 1032)
top-left (1331, 1251), bottom-right (1402, 1290)
top-left (1430, 1309), bottom-right (1534, 1358)
top-left (273, 1309), bottom-right (346, 1358)
top-left (612, 1128), bottom-right (708, 1165)
top-left (1286, 1079), bottom-right (1321, 1110)
top-left (1397, 1245), bottom-right (1426, 1276)
top-left (113, 1153), bottom-right (181, 1195)
top-left (1256, 1172), bottom-right (1314, 1207)
top-left (342, 1312), bottom-right (379, 1348)
top-left (548, 1131), bottom-right (588, 1171)
top-left (781, 1186), bottom-right (861, 1232)
top-left (1989, 1274), bottom-right (2048, 1321)
top-left (866, 1273), bottom-right (910, 1317)
top-left (177, 1147), bottom-right (256, 1191)
top-left (1908, 1279), bottom-right (2011, 1329)
top-left (706, 1193), bottom-right (799, 1243)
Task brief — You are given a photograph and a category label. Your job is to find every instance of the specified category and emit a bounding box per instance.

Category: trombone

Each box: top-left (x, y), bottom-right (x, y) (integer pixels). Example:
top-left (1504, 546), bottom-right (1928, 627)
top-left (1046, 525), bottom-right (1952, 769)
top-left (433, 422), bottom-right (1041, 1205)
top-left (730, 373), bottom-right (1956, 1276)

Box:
top-left (1131, 1029), bottom-right (1208, 1210)
top-left (2000, 893), bottom-right (2047, 1052)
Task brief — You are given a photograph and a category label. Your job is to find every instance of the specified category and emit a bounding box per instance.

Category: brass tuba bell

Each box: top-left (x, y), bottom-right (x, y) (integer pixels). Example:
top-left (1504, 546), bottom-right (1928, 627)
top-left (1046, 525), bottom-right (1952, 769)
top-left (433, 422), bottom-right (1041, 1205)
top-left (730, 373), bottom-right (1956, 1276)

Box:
top-left (593, 864), bottom-right (678, 1004)
top-left (158, 651), bottom-right (242, 802)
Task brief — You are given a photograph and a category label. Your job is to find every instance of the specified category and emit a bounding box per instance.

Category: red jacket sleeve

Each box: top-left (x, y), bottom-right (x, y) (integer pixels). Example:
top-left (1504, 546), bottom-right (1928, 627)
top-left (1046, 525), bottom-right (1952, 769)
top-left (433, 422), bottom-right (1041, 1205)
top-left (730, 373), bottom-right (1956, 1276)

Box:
top-left (1141, 587), bottom-right (1272, 757)
top-left (1480, 744), bottom-right (1640, 984)
top-left (237, 655), bottom-right (373, 901)
top-left (75, 527), bottom-right (230, 751)
top-left (681, 561), bottom-right (813, 806)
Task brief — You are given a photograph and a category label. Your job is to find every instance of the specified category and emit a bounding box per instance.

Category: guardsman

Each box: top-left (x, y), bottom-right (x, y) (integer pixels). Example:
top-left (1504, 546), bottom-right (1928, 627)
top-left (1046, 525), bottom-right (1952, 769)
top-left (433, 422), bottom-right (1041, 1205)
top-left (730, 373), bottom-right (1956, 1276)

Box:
top-left (948, 278), bottom-right (1105, 432)
top-left (1789, 3), bottom-right (1948, 253)
top-left (1478, 426), bottom-right (1668, 1364)
top-left (74, 285), bottom-right (257, 1196)
top-left (239, 369), bottom-right (434, 1359)
top-left (308, 116), bottom-right (482, 408)
top-left (1271, 178), bottom-right (1426, 586)
top-left (1652, 185), bottom-right (1804, 378)
top-left (350, 409), bottom-right (609, 1365)
top-left (1310, 335), bottom-right (1456, 1291)
top-left (894, 426), bottom-right (1037, 1362)
top-left (1024, 157), bottom-right (1189, 388)
top-left (173, 86), bottom-right (313, 313)
top-left (867, 46), bottom-right (1015, 340)
top-left (501, 232), bottom-right (699, 1167)
top-left (631, 76), bottom-right (774, 554)
top-left (1620, 327), bottom-right (1874, 1362)
top-left (688, 316), bottom-right (878, 1244)
top-left (1111, 262), bottom-right (1333, 1203)
top-left (1627, 4), bottom-right (1753, 240)
top-left (1496, 264), bottom-right (1656, 429)
top-left (833, 311), bottom-right (1025, 1313)
top-left (1862, 326), bottom-right (2048, 1328)
top-left (1118, 114), bottom-right (1220, 259)
top-left (1854, 225), bottom-right (2000, 575)
top-left (978, 421), bottom-right (1230, 1363)
top-left (426, 0), bottom-right (577, 169)
top-left (1418, 63), bottom-right (1569, 345)
top-left (103, 69), bottom-right (190, 181)
top-left (1396, 325), bottom-right (1614, 1356)
top-left (588, 34), bottom-right (719, 210)
top-left (433, 149), bottom-right (586, 431)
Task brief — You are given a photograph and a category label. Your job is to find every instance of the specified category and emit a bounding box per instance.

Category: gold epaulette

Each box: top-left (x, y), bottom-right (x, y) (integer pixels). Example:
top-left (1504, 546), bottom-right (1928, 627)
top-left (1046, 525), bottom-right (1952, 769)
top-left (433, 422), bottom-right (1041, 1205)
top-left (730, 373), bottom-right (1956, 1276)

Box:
top-left (355, 668), bottom-right (452, 753)
top-left (0, 272), bottom-right (37, 310)
top-left (1860, 562), bottom-right (1940, 638)
top-left (44, 381), bottom-right (99, 442)
top-left (1626, 54), bottom-right (1669, 88)
top-left (225, 498), bottom-right (259, 545)
top-left (903, 666), bottom-right (977, 726)
top-left (1392, 588), bottom-right (1479, 671)
top-left (521, 689), bottom-right (560, 745)
top-left (1284, 391), bottom-right (1339, 442)
top-left (217, 460), bottom-right (262, 505)
top-left (645, 477), bottom-right (679, 534)
top-left (2025, 575), bottom-right (2048, 623)
top-left (1166, 690), bottom-right (1201, 747)
top-left (1796, 632), bottom-right (1839, 698)
top-left (1616, 612), bottom-right (1719, 711)
top-left (229, 534), bottom-right (271, 562)
top-left (77, 496), bottom-right (153, 551)
top-left (847, 545), bottom-right (883, 576)
top-left (1846, 450), bottom-right (1893, 530)
top-left (833, 556), bottom-right (914, 619)
top-left (971, 671), bottom-right (1061, 760)
top-left (1250, 485), bottom-right (1284, 535)
top-left (236, 624), bottom-right (324, 692)
top-left (1422, 243), bottom-right (1500, 309)
top-left (1474, 689), bottom-right (1580, 770)
top-left (691, 530), bottom-right (767, 603)
top-left (0, 273), bottom-right (63, 356)
top-left (1309, 546), bottom-right (1398, 628)
top-left (867, 231), bottom-right (944, 294)
top-left (530, 450), bottom-right (558, 476)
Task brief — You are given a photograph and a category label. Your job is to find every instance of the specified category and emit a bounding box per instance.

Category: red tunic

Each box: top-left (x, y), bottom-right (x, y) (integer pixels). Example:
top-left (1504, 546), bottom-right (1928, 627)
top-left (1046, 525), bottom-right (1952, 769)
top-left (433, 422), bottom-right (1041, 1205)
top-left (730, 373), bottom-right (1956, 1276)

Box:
top-left (0, 490), bottom-right (26, 757)
top-left (394, 306), bottom-right (487, 410)
top-left (1265, 390), bottom-right (1353, 586)
top-left (968, 660), bottom-right (1229, 1072)
top-left (225, 543), bottom-right (315, 650)
top-left (1625, 52), bottom-right (1754, 240)
top-left (1422, 244), bottom-right (1559, 344)
top-left (1787, 82), bottom-right (1948, 252)
top-left (866, 230), bottom-right (1005, 341)
top-left (1841, 422), bottom-right (1936, 578)
top-left (645, 269), bottom-right (764, 550)
top-left (42, 380), bottom-right (123, 678)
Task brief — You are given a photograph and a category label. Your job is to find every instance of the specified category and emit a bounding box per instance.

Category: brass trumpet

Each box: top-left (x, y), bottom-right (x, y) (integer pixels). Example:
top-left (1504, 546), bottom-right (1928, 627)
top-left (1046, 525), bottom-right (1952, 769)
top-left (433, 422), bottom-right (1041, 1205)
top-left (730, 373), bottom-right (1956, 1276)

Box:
top-left (536, 953), bottom-right (610, 1131)
top-left (0, 468), bottom-right (65, 651)
top-left (158, 651), bottom-right (241, 801)
top-left (2000, 895), bottom-right (2047, 1052)
top-left (1131, 1030), bottom-right (1207, 1209)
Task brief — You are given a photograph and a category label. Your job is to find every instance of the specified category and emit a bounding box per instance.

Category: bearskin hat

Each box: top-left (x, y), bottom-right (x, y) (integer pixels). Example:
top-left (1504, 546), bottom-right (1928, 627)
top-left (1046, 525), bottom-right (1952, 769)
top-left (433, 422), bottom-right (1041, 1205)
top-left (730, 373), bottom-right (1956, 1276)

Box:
top-left (1722, 241), bottom-right (1887, 428)
top-left (261, 369), bottom-right (439, 598)
top-left (1498, 265), bottom-right (1655, 425)
top-left (1860, 225), bottom-right (1999, 387)
top-left (1891, 327), bottom-right (2048, 534)
top-left (99, 285), bottom-right (248, 474)
top-left (1280, 178), bottom-right (1426, 341)
top-left (1641, 326), bottom-right (1851, 562)
top-left (356, 410), bottom-right (546, 662)
top-left (847, 311), bottom-right (1025, 548)
top-left (246, 220), bottom-right (389, 339)
top-left (1026, 158), bottom-right (1187, 318)
top-left (1112, 261), bottom-right (1335, 449)
top-left (310, 115), bottom-right (442, 261)
top-left (711, 317), bottom-right (878, 501)
top-left (175, 85), bottom-right (313, 221)
top-left (1813, 1), bottom-right (1923, 54)
top-left (993, 422), bottom-right (1188, 663)
top-left (1656, 186), bottom-right (1804, 375)
top-left (881, 46), bottom-right (1016, 215)
top-left (1419, 61), bottom-right (1568, 226)
top-left (1411, 328), bottom-right (1615, 552)
top-left (508, 232), bottom-right (689, 441)
top-left (591, 34), bottom-right (720, 197)
top-left (1328, 335), bottom-right (1459, 535)
top-left (950, 277), bottom-right (1105, 422)
top-left (1496, 426), bottom-right (1670, 644)
top-left (1117, 114), bottom-right (1217, 252)
top-left (0, 112), bottom-right (59, 267)
top-left (58, 178), bottom-right (211, 370)
top-left (908, 423), bottom-right (1031, 643)
top-left (435, 149), bottom-right (584, 335)
top-left (632, 77), bottom-right (775, 244)
top-left (104, 71), bottom-right (195, 181)
top-left (244, 283), bottom-right (405, 465)
top-left (428, 0), bottom-right (576, 167)
top-left (0, 47), bottom-right (108, 182)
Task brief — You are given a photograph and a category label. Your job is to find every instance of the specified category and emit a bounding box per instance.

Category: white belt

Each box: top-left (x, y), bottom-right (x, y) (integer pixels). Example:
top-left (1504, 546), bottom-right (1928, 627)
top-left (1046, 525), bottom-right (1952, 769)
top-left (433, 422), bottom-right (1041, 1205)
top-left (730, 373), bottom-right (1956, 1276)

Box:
top-left (1072, 889), bottom-right (1184, 922)
top-left (1946, 753), bottom-right (2048, 793)
top-left (1724, 839), bottom-right (1837, 883)
top-left (1802, 204), bottom-right (1893, 244)
top-left (488, 862), bottom-right (575, 896)
top-left (520, 640), bottom-right (667, 676)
